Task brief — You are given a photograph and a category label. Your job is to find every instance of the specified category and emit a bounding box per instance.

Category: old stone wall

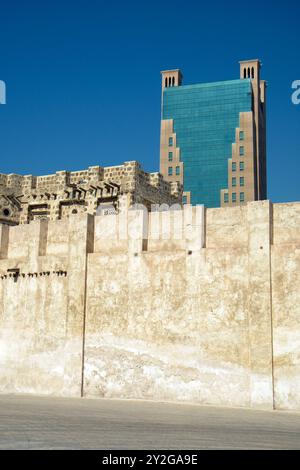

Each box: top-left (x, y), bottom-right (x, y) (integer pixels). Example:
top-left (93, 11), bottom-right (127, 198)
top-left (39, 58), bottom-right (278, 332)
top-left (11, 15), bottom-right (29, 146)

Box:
top-left (0, 161), bottom-right (182, 225)
top-left (0, 201), bottom-right (299, 410)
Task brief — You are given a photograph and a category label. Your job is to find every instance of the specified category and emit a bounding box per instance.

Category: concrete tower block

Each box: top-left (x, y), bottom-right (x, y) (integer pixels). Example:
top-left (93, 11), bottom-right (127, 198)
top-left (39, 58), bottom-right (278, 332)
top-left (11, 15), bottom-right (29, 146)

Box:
top-left (161, 69), bottom-right (183, 89)
top-left (239, 59), bottom-right (261, 81)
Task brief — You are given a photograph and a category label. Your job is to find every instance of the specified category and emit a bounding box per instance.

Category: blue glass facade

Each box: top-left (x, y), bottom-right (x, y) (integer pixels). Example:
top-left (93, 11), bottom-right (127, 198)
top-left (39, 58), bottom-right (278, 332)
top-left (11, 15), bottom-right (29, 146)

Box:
top-left (162, 79), bottom-right (252, 207)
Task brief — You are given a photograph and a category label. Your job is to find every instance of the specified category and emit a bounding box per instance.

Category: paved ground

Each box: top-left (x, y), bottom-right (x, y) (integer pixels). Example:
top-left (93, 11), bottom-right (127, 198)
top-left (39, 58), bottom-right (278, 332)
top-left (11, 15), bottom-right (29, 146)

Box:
top-left (0, 394), bottom-right (300, 449)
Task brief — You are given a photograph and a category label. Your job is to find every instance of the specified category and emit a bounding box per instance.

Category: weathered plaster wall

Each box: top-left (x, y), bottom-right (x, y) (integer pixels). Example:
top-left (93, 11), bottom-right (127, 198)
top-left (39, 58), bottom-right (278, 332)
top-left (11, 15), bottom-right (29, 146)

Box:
top-left (0, 201), bottom-right (299, 410)
top-left (84, 203), bottom-right (274, 409)
top-left (271, 203), bottom-right (300, 410)
top-left (0, 215), bottom-right (93, 396)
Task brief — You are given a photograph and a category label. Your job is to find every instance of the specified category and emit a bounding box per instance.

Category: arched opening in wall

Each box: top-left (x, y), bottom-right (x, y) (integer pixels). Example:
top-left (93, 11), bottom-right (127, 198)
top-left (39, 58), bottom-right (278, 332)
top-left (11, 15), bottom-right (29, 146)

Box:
top-left (169, 77), bottom-right (172, 86)
top-left (172, 76), bottom-right (175, 86)
top-left (244, 68), bottom-right (246, 79)
top-left (72, 209), bottom-right (78, 214)
top-left (165, 77), bottom-right (168, 87)
top-left (248, 67), bottom-right (250, 78)
top-left (3, 208), bottom-right (10, 217)
top-left (251, 67), bottom-right (255, 79)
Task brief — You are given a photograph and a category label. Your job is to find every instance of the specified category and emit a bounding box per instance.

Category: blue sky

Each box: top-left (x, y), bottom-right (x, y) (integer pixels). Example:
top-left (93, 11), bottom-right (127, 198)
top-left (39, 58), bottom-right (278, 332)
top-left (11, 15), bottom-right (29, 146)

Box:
top-left (0, 0), bottom-right (299, 202)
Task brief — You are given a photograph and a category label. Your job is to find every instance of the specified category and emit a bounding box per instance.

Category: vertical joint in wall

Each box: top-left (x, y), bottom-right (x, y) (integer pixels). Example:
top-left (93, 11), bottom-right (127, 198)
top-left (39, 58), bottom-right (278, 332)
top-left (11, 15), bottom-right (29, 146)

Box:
top-left (268, 202), bottom-right (275, 409)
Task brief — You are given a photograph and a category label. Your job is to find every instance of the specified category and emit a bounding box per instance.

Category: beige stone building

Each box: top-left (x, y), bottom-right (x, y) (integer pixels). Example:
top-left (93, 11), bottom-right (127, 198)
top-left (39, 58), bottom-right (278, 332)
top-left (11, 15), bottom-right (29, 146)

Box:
top-left (0, 161), bottom-right (182, 225)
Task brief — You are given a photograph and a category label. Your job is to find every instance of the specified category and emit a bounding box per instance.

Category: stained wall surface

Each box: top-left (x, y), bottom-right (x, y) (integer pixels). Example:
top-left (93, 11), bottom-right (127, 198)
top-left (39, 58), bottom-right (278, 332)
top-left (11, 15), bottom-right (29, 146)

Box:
top-left (0, 201), bottom-right (299, 410)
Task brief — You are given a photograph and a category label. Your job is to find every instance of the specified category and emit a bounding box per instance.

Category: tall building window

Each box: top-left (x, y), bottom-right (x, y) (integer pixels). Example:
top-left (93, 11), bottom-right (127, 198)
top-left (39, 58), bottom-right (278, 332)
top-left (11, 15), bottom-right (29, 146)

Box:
top-left (232, 177), bottom-right (236, 187)
top-left (240, 176), bottom-right (245, 187)
top-left (182, 195), bottom-right (187, 205)
top-left (240, 192), bottom-right (245, 202)
top-left (168, 167), bottom-right (173, 176)
top-left (232, 162), bottom-right (236, 172)
top-left (169, 137), bottom-right (173, 147)
top-left (239, 146), bottom-right (245, 156)
top-left (240, 161), bottom-right (244, 171)
top-left (224, 193), bottom-right (229, 203)
top-left (232, 193), bottom-right (236, 203)
top-left (168, 152), bottom-right (173, 161)
top-left (176, 166), bottom-right (180, 175)
top-left (239, 131), bottom-right (244, 141)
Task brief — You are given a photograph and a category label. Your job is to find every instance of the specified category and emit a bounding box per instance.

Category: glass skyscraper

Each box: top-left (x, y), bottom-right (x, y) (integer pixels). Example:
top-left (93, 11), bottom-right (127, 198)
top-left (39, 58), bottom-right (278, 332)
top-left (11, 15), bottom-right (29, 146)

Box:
top-left (160, 60), bottom-right (267, 208)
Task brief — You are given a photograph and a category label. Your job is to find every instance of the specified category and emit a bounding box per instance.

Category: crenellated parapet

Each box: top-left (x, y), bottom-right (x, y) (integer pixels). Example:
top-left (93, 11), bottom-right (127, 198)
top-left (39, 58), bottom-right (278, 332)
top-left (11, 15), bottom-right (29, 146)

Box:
top-left (0, 161), bottom-right (183, 225)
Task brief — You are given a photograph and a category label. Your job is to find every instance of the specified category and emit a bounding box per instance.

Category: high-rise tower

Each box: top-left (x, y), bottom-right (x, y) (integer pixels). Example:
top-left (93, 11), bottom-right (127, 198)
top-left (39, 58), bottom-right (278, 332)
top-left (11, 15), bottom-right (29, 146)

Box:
top-left (160, 59), bottom-right (267, 207)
